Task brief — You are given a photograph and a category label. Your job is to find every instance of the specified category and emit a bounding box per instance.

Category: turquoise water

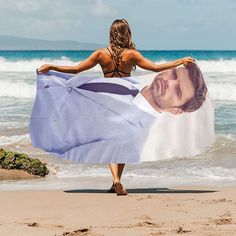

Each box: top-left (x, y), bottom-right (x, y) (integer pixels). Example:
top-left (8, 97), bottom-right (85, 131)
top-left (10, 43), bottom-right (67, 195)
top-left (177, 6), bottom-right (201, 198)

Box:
top-left (0, 50), bottom-right (236, 190)
top-left (1, 50), bottom-right (236, 61)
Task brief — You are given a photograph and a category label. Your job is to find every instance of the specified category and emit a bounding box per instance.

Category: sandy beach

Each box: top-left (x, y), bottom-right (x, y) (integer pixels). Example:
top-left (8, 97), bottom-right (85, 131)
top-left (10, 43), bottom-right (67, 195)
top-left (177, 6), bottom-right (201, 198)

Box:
top-left (0, 168), bottom-right (38, 181)
top-left (0, 1), bottom-right (236, 235)
top-left (1, 185), bottom-right (236, 236)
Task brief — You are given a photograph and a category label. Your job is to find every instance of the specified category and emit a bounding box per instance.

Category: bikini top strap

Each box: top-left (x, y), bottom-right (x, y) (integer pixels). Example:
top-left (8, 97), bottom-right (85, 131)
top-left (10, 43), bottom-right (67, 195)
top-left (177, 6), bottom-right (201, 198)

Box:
top-left (105, 47), bottom-right (130, 77)
top-left (107, 47), bottom-right (112, 56)
top-left (107, 47), bottom-right (119, 70)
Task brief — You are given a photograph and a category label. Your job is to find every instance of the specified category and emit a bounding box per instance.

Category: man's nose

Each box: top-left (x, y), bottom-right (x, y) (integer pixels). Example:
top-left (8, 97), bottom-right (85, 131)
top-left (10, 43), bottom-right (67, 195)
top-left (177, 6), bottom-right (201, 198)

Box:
top-left (168, 79), bottom-right (178, 87)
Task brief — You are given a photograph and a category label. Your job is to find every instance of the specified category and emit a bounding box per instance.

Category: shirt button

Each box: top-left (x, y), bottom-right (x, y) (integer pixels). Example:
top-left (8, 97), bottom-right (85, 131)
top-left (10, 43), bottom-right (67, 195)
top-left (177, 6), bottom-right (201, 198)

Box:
top-left (67, 87), bottom-right (72, 93)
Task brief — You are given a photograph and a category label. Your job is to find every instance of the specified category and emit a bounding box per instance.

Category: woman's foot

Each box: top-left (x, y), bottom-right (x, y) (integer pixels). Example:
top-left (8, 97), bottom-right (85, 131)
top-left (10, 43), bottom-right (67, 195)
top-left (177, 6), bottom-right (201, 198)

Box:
top-left (114, 182), bottom-right (128, 196)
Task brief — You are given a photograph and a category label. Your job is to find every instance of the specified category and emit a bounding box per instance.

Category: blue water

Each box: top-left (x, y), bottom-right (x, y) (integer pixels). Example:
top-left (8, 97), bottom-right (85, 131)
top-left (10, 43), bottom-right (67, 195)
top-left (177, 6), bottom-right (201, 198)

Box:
top-left (0, 50), bottom-right (236, 190)
top-left (1, 50), bottom-right (236, 61)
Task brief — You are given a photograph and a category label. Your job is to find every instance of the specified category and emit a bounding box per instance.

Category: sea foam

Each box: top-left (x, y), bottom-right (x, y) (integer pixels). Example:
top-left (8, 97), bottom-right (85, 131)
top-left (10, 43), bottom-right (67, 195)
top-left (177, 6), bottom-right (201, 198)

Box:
top-left (0, 57), bottom-right (236, 101)
top-left (0, 75), bottom-right (235, 101)
top-left (0, 56), bottom-right (236, 73)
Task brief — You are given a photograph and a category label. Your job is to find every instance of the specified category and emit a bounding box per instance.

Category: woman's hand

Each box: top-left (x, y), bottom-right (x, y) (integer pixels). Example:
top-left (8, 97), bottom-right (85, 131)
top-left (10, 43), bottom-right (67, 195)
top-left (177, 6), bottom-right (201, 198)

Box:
top-left (180, 57), bottom-right (195, 66)
top-left (37, 64), bottom-right (53, 73)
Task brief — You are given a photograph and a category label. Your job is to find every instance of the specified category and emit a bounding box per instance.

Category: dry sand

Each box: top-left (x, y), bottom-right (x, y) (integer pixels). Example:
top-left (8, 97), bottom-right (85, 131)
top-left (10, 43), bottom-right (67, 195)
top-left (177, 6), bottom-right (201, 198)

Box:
top-left (0, 168), bottom-right (38, 181)
top-left (0, 185), bottom-right (236, 236)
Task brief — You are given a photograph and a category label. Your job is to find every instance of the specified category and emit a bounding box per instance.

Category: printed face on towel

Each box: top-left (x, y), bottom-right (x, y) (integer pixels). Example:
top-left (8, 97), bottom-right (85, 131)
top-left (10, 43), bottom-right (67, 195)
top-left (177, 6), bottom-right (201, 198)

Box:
top-left (151, 64), bottom-right (207, 113)
top-left (29, 65), bottom-right (214, 164)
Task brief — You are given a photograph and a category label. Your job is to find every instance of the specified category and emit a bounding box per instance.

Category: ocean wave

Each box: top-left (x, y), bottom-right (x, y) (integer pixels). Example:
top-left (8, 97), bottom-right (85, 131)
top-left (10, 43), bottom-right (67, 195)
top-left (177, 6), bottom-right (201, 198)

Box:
top-left (0, 56), bottom-right (236, 101)
top-left (0, 56), bottom-right (236, 73)
top-left (54, 160), bottom-right (236, 183)
top-left (0, 77), bottom-right (236, 101)
top-left (208, 83), bottom-right (236, 101)
top-left (197, 59), bottom-right (236, 73)
top-left (0, 80), bottom-right (35, 98)
top-left (54, 159), bottom-right (236, 181)
top-left (0, 56), bottom-right (100, 72)
top-left (55, 167), bottom-right (236, 181)
top-left (0, 133), bottom-right (30, 145)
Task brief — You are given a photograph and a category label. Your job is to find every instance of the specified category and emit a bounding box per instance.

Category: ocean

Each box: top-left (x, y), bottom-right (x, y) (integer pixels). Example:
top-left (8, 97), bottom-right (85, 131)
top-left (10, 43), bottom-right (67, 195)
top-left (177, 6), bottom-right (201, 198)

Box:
top-left (0, 50), bottom-right (236, 191)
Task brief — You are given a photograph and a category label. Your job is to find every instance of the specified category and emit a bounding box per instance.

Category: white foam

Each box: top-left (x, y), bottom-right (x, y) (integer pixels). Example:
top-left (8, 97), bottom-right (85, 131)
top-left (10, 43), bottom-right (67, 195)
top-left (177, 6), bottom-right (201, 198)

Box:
top-left (53, 163), bottom-right (236, 184)
top-left (0, 57), bottom-right (236, 101)
top-left (1, 77), bottom-right (235, 101)
top-left (0, 134), bottom-right (30, 145)
top-left (0, 80), bottom-right (35, 98)
top-left (197, 59), bottom-right (236, 73)
top-left (0, 57), bottom-right (236, 73)
top-left (0, 56), bottom-right (78, 72)
top-left (208, 83), bottom-right (236, 101)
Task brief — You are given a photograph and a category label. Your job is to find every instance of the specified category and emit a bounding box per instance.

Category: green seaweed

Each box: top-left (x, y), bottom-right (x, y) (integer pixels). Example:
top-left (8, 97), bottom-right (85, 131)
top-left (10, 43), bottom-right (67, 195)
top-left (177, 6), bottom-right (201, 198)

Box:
top-left (0, 148), bottom-right (49, 177)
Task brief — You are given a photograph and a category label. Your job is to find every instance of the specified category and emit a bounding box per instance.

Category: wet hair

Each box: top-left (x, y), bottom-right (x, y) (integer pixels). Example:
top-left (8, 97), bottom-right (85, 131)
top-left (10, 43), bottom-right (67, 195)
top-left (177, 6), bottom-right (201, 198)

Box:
top-left (180, 63), bottom-right (208, 112)
top-left (109, 19), bottom-right (136, 68)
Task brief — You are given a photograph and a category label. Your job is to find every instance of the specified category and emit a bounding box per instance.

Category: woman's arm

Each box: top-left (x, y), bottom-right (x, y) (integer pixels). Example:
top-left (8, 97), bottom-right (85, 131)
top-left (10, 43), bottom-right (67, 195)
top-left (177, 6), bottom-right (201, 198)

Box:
top-left (132, 50), bottom-right (195, 72)
top-left (38, 50), bottom-right (100, 74)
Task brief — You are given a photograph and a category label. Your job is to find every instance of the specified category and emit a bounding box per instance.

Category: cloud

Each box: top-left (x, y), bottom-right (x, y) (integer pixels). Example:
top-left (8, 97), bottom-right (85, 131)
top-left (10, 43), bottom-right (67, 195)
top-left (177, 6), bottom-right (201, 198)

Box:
top-left (179, 26), bottom-right (189, 32)
top-left (0, 0), bottom-right (83, 34)
top-left (90, 0), bottom-right (118, 17)
top-left (0, 0), bottom-right (77, 19)
top-left (0, 0), bottom-right (234, 49)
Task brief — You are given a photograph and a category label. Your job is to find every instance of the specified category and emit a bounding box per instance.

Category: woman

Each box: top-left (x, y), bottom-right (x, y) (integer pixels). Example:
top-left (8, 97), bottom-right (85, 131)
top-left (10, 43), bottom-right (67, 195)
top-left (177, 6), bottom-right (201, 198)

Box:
top-left (38, 19), bottom-right (195, 196)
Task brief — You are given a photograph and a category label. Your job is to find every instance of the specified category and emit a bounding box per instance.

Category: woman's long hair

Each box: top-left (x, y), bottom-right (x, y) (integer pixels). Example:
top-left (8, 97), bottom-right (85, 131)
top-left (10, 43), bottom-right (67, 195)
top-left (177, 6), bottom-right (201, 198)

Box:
top-left (109, 19), bottom-right (136, 68)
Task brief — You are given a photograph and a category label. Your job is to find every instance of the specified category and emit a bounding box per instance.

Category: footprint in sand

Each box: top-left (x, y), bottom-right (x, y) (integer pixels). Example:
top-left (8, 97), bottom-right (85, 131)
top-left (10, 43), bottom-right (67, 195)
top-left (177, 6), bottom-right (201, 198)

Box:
top-left (173, 226), bottom-right (192, 234)
top-left (214, 212), bottom-right (233, 225)
top-left (62, 228), bottom-right (90, 236)
top-left (102, 220), bottom-right (160, 230)
top-left (26, 222), bottom-right (39, 227)
top-left (23, 221), bottom-right (64, 230)
top-left (214, 218), bottom-right (233, 225)
top-left (136, 221), bottom-right (160, 228)
top-left (61, 228), bottom-right (102, 236)
top-left (210, 211), bottom-right (233, 225)
top-left (202, 198), bottom-right (233, 204)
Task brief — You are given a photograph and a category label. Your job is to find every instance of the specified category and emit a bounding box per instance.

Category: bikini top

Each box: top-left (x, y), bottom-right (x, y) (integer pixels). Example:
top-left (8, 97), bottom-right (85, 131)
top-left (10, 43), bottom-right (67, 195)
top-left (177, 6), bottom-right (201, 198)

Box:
top-left (103, 48), bottom-right (131, 77)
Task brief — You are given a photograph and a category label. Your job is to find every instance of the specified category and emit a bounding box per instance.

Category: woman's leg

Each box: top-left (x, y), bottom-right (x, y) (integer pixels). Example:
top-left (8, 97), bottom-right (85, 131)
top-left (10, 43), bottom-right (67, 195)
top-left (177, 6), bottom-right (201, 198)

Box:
top-left (109, 163), bottom-right (127, 195)
top-left (109, 163), bottom-right (125, 183)
top-left (118, 163), bottom-right (125, 180)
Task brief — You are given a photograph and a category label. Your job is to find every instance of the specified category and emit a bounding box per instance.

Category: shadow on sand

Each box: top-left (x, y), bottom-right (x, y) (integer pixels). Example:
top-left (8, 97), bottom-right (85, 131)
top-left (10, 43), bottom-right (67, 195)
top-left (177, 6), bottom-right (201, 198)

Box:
top-left (64, 187), bottom-right (217, 194)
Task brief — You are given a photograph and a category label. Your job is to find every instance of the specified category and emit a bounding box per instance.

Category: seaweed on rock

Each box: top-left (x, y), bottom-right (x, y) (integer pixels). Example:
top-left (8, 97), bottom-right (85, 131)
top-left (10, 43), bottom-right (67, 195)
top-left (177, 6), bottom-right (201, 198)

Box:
top-left (0, 148), bottom-right (49, 177)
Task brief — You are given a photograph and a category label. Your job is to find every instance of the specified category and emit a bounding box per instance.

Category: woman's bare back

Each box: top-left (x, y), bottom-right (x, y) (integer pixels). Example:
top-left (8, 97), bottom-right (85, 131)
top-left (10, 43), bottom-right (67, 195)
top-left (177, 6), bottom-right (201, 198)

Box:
top-left (97, 47), bottom-right (135, 78)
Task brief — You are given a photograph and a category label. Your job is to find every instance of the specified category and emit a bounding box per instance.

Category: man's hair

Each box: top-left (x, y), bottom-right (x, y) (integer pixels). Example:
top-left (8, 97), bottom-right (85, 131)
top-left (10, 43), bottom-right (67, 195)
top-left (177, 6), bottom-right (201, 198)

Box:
top-left (180, 63), bottom-right (208, 112)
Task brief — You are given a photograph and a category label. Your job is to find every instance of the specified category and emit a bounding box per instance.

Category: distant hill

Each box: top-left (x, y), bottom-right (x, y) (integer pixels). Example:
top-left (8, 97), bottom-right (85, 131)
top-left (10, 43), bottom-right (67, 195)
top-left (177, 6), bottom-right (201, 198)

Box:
top-left (0, 35), bottom-right (105, 50)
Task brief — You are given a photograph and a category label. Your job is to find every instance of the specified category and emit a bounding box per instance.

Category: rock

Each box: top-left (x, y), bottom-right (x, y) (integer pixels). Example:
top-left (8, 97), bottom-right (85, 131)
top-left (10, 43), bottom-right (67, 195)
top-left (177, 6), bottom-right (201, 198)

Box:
top-left (0, 148), bottom-right (49, 177)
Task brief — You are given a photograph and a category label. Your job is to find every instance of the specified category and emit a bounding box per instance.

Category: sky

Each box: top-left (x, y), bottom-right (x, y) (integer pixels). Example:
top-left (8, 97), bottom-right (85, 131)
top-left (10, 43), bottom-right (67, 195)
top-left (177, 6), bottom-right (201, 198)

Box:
top-left (0, 0), bottom-right (235, 50)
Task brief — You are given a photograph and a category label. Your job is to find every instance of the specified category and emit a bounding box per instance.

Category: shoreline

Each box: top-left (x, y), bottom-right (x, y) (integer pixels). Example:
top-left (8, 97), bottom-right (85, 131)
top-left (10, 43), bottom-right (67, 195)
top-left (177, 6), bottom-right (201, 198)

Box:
top-left (1, 185), bottom-right (236, 235)
top-left (1, 167), bottom-right (236, 192)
